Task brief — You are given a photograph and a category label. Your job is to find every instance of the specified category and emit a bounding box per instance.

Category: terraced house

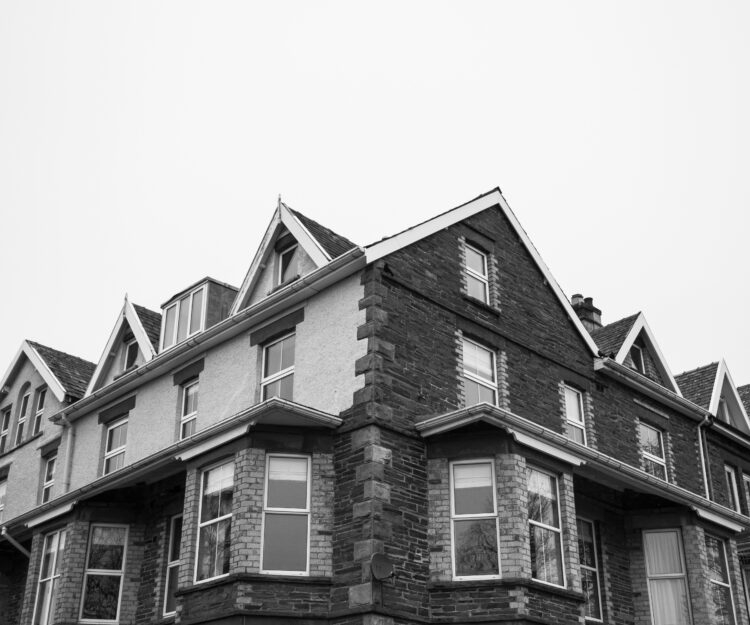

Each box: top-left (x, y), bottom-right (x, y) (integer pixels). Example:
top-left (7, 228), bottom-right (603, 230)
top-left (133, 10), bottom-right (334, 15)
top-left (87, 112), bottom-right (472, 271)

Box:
top-left (2, 188), bottom-right (750, 625)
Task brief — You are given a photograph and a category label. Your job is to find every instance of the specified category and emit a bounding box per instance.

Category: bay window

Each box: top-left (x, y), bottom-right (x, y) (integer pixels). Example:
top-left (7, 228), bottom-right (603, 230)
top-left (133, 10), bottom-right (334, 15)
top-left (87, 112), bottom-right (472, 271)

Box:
top-left (643, 529), bottom-right (691, 625)
top-left (80, 525), bottom-right (128, 623)
top-left (705, 534), bottom-right (736, 625)
top-left (33, 529), bottom-right (66, 625)
top-left (196, 461), bottom-right (233, 581)
top-left (164, 515), bottom-right (183, 615)
top-left (527, 467), bottom-right (564, 586)
top-left (577, 518), bottom-right (602, 620)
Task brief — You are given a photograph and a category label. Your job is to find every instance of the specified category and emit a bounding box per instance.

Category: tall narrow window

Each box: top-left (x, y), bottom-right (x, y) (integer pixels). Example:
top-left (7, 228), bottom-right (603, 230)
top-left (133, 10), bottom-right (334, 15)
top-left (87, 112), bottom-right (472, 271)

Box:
top-left (41, 453), bottom-right (56, 503)
top-left (262, 333), bottom-right (295, 401)
top-left (718, 397), bottom-right (730, 423)
top-left (15, 392), bottom-right (30, 445)
top-left (742, 474), bottom-right (750, 515)
top-left (278, 245), bottom-right (299, 284)
top-left (33, 529), bottom-right (66, 625)
top-left (564, 385), bottom-right (586, 445)
top-left (450, 460), bottom-right (499, 579)
top-left (262, 455), bottom-right (310, 574)
top-left (121, 339), bottom-right (138, 372)
top-left (196, 461), bottom-right (233, 581)
top-left (638, 422), bottom-right (667, 480)
top-left (643, 529), bottom-right (691, 625)
top-left (103, 418), bottom-right (128, 475)
top-left (464, 244), bottom-right (489, 304)
top-left (33, 388), bottom-right (47, 435)
top-left (80, 525), bottom-right (128, 623)
top-left (0, 480), bottom-right (6, 522)
top-left (706, 534), bottom-right (736, 625)
top-left (577, 519), bottom-right (602, 621)
top-left (462, 338), bottom-right (497, 406)
top-left (164, 515), bottom-right (183, 616)
top-left (0, 407), bottom-right (10, 454)
top-left (630, 344), bottom-right (645, 373)
top-left (527, 467), bottom-right (564, 586)
top-left (726, 465), bottom-right (741, 512)
top-left (161, 285), bottom-right (206, 350)
top-left (180, 381), bottom-right (198, 439)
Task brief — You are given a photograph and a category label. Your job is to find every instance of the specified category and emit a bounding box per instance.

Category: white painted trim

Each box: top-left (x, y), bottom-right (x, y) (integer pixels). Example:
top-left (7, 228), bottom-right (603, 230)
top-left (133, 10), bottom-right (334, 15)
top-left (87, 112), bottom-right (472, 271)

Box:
top-left (0, 342), bottom-right (68, 403)
top-left (26, 502), bottom-right (75, 528)
top-left (281, 203), bottom-right (331, 264)
top-left (613, 313), bottom-right (681, 396)
top-left (694, 507), bottom-right (746, 533)
top-left (576, 517), bottom-right (603, 622)
top-left (124, 298), bottom-right (157, 359)
top-left (194, 459), bottom-right (234, 583)
top-left (365, 189), bottom-right (599, 356)
top-left (527, 465), bottom-right (566, 588)
top-left (174, 423), bottom-right (249, 462)
top-left (708, 360), bottom-right (750, 433)
top-left (79, 523), bottom-right (129, 624)
top-left (511, 430), bottom-right (585, 467)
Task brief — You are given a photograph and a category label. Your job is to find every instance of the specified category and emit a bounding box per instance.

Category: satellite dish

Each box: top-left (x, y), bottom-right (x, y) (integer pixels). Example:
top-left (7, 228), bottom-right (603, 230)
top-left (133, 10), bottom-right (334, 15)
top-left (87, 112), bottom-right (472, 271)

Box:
top-left (370, 553), bottom-right (395, 581)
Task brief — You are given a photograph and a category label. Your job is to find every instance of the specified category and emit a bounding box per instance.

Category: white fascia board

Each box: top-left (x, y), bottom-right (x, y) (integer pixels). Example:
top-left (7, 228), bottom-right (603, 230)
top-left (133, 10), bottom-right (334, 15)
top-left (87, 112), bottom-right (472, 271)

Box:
top-left (230, 210), bottom-right (283, 315)
top-left (85, 302), bottom-right (128, 397)
top-left (509, 430), bottom-right (585, 466)
top-left (281, 202), bottom-right (331, 264)
top-left (614, 314), bottom-right (681, 396)
top-left (124, 299), bottom-right (157, 360)
top-left (175, 423), bottom-right (250, 461)
top-left (693, 506), bottom-right (746, 533)
top-left (24, 342), bottom-right (67, 402)
top-left (26, 502), bottom-right (75, 528)
top-left (710, 360), bottom-right (750, 432)
top-left (365, 189), bottom-right (599, 357)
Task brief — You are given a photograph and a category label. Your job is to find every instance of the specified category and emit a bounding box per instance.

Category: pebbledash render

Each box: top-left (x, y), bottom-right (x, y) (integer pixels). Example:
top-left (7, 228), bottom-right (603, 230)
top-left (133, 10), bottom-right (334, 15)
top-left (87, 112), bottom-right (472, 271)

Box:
top-left (2, 190), bottom-right (750, 625)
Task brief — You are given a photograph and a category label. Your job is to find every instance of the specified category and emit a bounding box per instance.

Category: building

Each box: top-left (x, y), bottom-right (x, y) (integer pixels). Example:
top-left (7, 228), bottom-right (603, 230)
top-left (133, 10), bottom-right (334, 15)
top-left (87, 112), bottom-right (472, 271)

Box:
top-left (1, 188), bottom-right (750, 625)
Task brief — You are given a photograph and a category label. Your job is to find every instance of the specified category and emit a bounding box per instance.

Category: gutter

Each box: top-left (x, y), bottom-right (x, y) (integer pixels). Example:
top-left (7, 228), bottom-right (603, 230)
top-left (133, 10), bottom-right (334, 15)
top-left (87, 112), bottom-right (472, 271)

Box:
top-left (1, 526), bottom-right (30, 557)
top-left (50, 248), bottom-right (366, 424)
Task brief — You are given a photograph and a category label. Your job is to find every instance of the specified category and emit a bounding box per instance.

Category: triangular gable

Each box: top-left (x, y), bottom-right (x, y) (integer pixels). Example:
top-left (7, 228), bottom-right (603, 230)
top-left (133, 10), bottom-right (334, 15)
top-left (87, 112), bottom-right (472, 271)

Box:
top-left (708, 360), bottom-right (750, 434)
top-left (738, 385), bottom-right (750, 416)
top-left (612, 312), bottom-right (681, 395)
top-left (231, 200), bottom-right (357, 314)
top-left (591, 314), bottom-right (639, 356)
top-left (0, 341), bottom-right (68, 402)
top-left (364, 188), bottom-right (599, 356)
top-left (85, 296), bottom-right (158, 396)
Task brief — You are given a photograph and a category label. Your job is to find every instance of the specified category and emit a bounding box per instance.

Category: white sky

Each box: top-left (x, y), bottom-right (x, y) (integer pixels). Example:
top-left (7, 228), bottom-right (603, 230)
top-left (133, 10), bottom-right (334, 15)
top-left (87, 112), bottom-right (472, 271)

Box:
top-left (2, 1), bottom-right (749, 388)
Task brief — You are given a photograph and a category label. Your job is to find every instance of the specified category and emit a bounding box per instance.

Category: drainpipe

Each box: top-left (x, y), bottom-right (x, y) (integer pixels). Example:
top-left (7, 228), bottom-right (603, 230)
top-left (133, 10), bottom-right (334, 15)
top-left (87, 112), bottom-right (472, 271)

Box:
top-left (1, 526), bottom-right (30, 558)
top-left (698, 413), bottom-right (712, 500)
top-left (59, 414), bottom-right (75, 493)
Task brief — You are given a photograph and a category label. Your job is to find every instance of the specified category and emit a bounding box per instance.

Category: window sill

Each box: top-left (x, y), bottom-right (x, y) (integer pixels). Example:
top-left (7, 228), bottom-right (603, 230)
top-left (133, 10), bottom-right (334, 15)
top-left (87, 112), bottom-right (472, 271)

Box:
top-left (177, 572), bottom-right (332, 596)
top-left (0, 431), bottom-right (43, 457)
top-left (428, 576), bottom-right (584, 602)
top-left (463, 294), bottom-right (501, 316)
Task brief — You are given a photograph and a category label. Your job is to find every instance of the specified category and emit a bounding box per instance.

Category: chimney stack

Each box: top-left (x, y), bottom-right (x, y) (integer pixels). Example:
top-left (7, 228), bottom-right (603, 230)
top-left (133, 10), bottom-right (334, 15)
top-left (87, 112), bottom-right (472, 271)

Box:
top-left (571, 294), bottom-right (602, 333)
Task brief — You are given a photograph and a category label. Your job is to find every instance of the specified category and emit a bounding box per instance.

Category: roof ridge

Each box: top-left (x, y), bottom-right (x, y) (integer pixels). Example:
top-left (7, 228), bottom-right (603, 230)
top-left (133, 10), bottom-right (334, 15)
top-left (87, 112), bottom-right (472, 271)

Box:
top-left (674, 362), bottom-right (720, 378)
top-left (27, 340), bottom-right (96, 368)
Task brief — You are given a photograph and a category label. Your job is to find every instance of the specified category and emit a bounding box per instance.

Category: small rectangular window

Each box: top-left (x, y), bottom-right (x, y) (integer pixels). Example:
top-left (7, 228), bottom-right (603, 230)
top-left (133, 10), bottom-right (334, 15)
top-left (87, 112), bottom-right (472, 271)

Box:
top-left (527, 467), bottom-right (564, 586)
top-left (577, 518), bottom-right (602, 620)
top-left (450, 460), bottom-right (499, 579)
top-left (643, 530), bottom-right (691, 625)
top-left (196, 461), bottom-right (233, 582)
top-left (630, 344), bottom-right (645, 373)
top-left (33, 388), bottom-right (47, 435)
top-left (462, 338), bottom-right (497, 406)
top-left (15, 392), bottom-right (30, 446)
top-left (278, 245), bottom-right (299, 285)
top-left (103, 418), bottom-right (128, 475)
top-left (705, 534), bottom-right (736, 625)
top-left (638, 422), bottom-right (667, 480)
top-left (32, 529), bottom-right (66, 625)
top-left (41, 452), bottom-right (57, 503)
top-left (0, 408), bottom-right (10, 454)
top-left (262, 455), bottom-right (310, 574)
top-left (464, 244), bottom-right (489, 304)
top-left (80, 525), bottom-right (128, 623)
top-left (180, 381), bottom-right (199, 439)
top-left (164, 515), bottom-right (183, 615)
top-left (161, 285), bottom-right (206, 350)
top-left (262, 333), bottom-right (295, 401)
top-left (122, 339), bottom-right (138, 372)
top-left (725, 465), bottom-right (741, 512)
top-left (564, 385), bottom-right (586, 445)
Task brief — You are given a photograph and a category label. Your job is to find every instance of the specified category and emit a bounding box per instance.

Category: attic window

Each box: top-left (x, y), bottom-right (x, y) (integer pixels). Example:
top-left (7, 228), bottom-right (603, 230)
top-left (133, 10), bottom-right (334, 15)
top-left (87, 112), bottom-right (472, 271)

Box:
top-left (278, 245), bottom-right (299, 285)
top-left (122, 339), bottom-right (138, 371)
top-left (162, 285), bottom-right (206, 350)
top-left (717, 397), bottom-right (729, 423)
top-left (629, 344), bottom-right (645, 373)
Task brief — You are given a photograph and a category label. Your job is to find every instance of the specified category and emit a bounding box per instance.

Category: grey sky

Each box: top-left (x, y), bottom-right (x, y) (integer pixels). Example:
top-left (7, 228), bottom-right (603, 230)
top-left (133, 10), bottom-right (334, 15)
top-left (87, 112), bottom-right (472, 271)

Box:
top-left (1, 1), bottom-right (749, 387)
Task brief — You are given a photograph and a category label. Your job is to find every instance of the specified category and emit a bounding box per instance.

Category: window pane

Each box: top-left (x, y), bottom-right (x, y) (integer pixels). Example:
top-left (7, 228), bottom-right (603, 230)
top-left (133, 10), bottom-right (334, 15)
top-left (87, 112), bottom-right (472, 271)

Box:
top-left (88, 527), bottom-right (126, 570)
top-left (465, 246), bottom-right (486, 275)
top-left (181, 418), bottom-right (196, 438)
top-left (267, 457), bottom-right (308, 509)
top-left (37, 389), bottom-right (46, 412)
top-left (177, 295), bottom-right (190, 343)
top-left (530, 524), bottom-right (563, 584)
top-left (104, 453), bottom-right (125, 474)
top-left (280, 247), bottom-right (299, 283)
top-left (33, 578), bottom-right (54, 625)
top-left (40, 533), bottom-right (58, 579)
top-left (45, 457), bottom-right (56, 482)
top-left (564, 387), bottom-right (583, 423)
top-left (453, 518), bottom-right (498, 577)
top-left (644, 531), bottom-right (683, 575)
top-left (463, 340), bottom-right (494, 382)
top-left (189, 289), bottom-right (204, 334)
top-left (527, 469), bottom-right (559, 527)
top-left (577, 519), bottom-right (595, 567)
top-left (164, 566), bottom-right (178, 613)
top-left (644, 458), bottom-right (667, 480)
top-left (565, 422), bottom-right (585, 444)
top-left (197, 518), bottom-right (231, 580)
top-left (81, 575), bottom-right (121, 620)
top-left (262, 513), bottom-right (308, 571)
top-left (107, 422), bottom-right (127, 452)
top-left (582, 567), bottom-right (602, 619)
top-left (709, 582), bottom-right (734, 625)
top-left (184, 383), bottom-right (198, 415)
top-left (169, 517), bottom-right (183, 561)
top-left (163, 306), bottom-right (176, 348)
top-left (201, 463), bottom-right (234, 521)
top-left (263, 374), bottom-right (294, 401)
top-left (453, 463), bottom-right (494, 515)
top-left (706, 535), bottom-right (728, 582)
top-left (265, 335), bottom-right (295, 377)
top-left (463, 378), bottom-right (496, 406)
top-left (649, 578), bottom-right (690, 625)
top-left (640, 424), bottom-right (663, 457)
top-left (466, 275), bottom-right (487, 302)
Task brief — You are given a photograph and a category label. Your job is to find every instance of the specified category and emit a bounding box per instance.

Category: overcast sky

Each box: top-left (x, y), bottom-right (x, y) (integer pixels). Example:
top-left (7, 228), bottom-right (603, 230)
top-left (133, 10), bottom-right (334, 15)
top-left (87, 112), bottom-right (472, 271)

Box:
top-left (1, 1), bottom-right (749, 389)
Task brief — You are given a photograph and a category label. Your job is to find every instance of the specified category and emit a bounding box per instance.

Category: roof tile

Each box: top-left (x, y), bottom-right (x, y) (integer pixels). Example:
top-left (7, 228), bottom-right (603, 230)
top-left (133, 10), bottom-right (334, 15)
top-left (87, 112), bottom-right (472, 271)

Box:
top-left (590, 314), bottom-right (639, 356)
top-left (133, 304), bottom-right (162, 351)
top-left (27, 341), bottom-right (96, 400)
top-left (737, 384), bottom-right (750, 415)
top-left (674, 363), bottom-right (719, 410)
top-left (288, 208), bottom-right (357, 259)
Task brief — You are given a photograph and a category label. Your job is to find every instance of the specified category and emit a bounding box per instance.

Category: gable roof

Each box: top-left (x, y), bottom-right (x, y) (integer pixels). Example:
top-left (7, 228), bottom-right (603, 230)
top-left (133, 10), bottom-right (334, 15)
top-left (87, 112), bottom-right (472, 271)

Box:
top-left (738, 385), bottom-right (750, 415)
top-left (0, 340), bottom-right (95, 403)
top-left (133, 304), bottom-right (162, 351)
top-left (231, 200), bottom-right (360, 314)
top-left (675, 363), bottom-right (719, 410)
top-left (591, 314), bottom-right (639, 356)
top-left (364, 188), bottom-right (600, 357)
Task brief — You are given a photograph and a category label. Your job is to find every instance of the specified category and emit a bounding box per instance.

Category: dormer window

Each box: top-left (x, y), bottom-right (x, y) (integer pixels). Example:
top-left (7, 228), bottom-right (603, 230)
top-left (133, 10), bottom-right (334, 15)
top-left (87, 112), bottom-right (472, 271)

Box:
top-left (278, 245), bottom-right (299, 285)
top-left (629, 344), bottom-right (645, 373)
top-left (717, 397), bottom-right (729, 423)
top-left (122, 338), bottom-right (138, 372)
top-left (162, 285), bottom-right (206, 350)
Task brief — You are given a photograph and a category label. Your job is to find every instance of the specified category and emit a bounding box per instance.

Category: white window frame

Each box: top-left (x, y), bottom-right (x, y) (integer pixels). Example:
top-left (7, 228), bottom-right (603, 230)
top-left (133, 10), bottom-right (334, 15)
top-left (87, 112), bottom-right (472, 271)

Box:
top-left (32, 528), bottom-right (66, 625)
top-left (725, 465), bottom-right (741, 512)
top-left (630, 344), bottom-right (645, 373)
top-left (718, 397), bottom-right (730, 423)
top-left (461, 337), bottom-right (497, 406)
top-left (79, 524), bottom-right (128, 624)
top-left (194, 460), bottom-right (234, 583)
top-left (103, 417), bottom-right (128, 476)
top-left (0, 407), bottom-right (10, 454)
top-left (121, 338), bottom-right (138, 372)
top-left (260, 454), bottom-right (311, 575)
top-left (0, 480), bottom-right (6, 523)
top-left (449, 458), bottom-right (500, 581)
top-left (278, 244), bottom-right (299, 284)
top-left (33, 388), bottom-right (47, 435)
top-left (261, 333), bottom-right (295, 401)
top-left (705, 533), bottom-right (737, 625)
top-left (638, 422), bottom-right (667, 480)
top-left (563, 384), bottom-right (586, 446)
top-left (180, 380), bottom-right (199, 440)
top-left (527, 465), bottom-right (566, 588)
top-left (41, 453), bottom-right (56, 503)
top-left (577, 517), bottom-right (603, 621)
top-left (643, 529), bottom-right (692, 625)
top-left (163, 514), bottom-right (183, 616)
top-left (742, 474), bottom-right (750, 516)
top-left (161, 284), bottom-right (208, 351)
top-left (464, 243), bottom-right (489, 304)
top-left (15, 392), bottom-right (30, 446)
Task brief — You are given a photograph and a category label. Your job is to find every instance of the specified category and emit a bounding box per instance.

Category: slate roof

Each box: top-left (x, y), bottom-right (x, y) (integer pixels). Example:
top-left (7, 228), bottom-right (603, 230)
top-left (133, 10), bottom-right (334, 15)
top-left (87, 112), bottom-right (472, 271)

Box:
top-left (133, 304), bottom-right (162, 351)
top-left (737, 385), bottom-right (750, 415)
top-left (27, 341), bottom-right (96, 400)
top-left (674, 363), bottom-right (719, 409)
top-left (590, 313), bottom-right (639, 356)
top-left (289, 208), bottom-right (357, 259)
